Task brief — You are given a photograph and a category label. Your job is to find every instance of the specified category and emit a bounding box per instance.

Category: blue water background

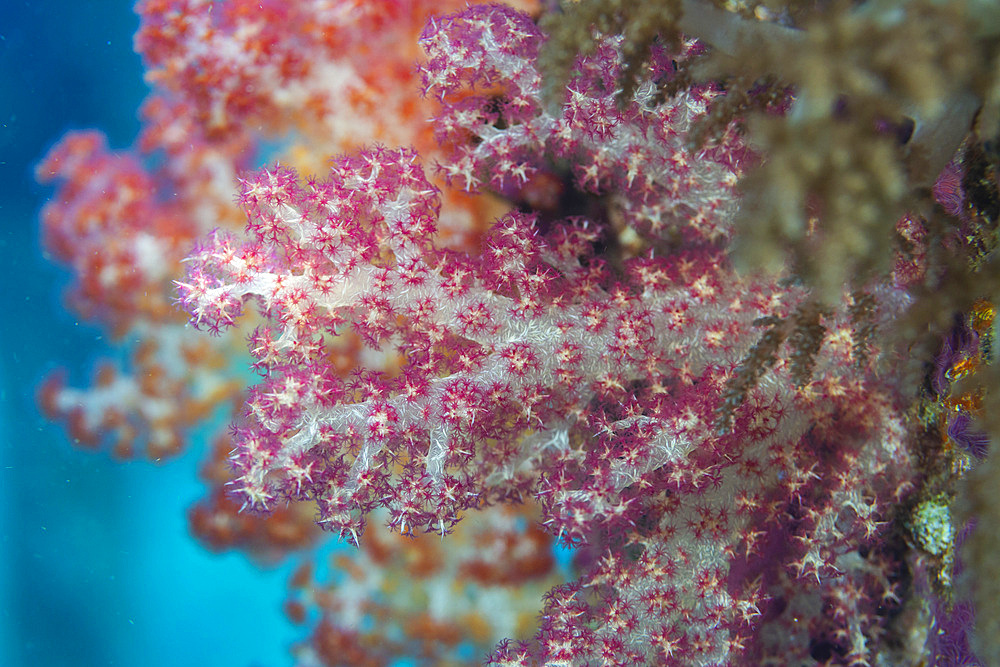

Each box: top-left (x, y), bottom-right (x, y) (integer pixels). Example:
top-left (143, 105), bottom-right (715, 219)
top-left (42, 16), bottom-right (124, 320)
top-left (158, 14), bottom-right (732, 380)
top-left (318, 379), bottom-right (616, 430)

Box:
top-left (0, 3), bottom-right (298, 665)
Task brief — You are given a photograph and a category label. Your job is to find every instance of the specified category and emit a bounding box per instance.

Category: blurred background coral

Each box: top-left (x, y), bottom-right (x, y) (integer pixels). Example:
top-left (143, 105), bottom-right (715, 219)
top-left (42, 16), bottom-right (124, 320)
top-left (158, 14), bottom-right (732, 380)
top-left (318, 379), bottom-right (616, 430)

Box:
top-left (0, 3), bottom-right (298, 665)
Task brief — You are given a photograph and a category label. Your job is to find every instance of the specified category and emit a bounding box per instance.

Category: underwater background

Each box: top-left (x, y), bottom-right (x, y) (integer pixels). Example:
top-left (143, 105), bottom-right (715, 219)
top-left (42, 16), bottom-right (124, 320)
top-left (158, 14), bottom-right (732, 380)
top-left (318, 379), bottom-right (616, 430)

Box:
top-left (1, 3), bottom-right (298, 665)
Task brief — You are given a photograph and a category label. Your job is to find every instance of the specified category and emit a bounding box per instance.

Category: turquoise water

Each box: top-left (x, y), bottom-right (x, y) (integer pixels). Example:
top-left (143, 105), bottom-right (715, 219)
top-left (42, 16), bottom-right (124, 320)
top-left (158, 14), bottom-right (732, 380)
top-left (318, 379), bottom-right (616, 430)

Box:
top-left (0, 3), bottom-right (297, 666)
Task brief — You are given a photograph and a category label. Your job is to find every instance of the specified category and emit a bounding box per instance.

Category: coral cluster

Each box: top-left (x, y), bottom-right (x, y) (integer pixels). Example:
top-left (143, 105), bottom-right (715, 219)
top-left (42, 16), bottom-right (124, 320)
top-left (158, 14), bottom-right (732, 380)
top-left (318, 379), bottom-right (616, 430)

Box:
top-left (38, 0), bottom-right (1000, 665)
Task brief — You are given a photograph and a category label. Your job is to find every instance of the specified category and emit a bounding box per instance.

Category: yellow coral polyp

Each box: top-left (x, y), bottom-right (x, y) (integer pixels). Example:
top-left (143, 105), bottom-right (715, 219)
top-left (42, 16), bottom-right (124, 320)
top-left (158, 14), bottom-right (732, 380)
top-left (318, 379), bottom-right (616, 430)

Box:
top-left (971, 299), bottom-right (996, 333)
top-left (946, 355), bottom-right (979, 382)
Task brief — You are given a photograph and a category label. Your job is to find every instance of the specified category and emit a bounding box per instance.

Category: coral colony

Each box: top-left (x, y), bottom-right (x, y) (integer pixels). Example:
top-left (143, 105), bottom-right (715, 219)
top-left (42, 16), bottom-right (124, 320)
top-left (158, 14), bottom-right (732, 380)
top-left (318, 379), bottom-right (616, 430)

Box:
top-left (36, 1), bottom-right (1000, 665)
